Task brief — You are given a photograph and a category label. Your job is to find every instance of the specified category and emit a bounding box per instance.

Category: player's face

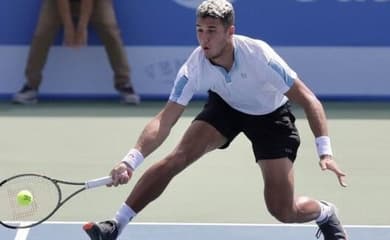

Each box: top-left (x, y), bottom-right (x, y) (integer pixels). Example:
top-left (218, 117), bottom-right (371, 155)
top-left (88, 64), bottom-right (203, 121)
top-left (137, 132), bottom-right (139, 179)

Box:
top-left (196, 17), bottom-right (234, 61)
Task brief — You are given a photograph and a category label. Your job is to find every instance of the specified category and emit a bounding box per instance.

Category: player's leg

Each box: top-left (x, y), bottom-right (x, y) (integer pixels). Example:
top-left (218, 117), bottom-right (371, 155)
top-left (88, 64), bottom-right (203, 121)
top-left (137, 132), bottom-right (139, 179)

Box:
top-left (258, 158), bottom-right (347, 239)
top-left (247, 102), bottom-right (347, 239)
top-left (84, 120), bottom-right (227, 240)
top-left (127, 120), bottom-right (227, 212)
top-left (83, 91), bottom-right (241, 240)
top-left (125, 91), bottom-right (240, 215)
top-left (258, 157), bottom-right (321, 223)
top-left (242, 102), bottom-right (309, 222)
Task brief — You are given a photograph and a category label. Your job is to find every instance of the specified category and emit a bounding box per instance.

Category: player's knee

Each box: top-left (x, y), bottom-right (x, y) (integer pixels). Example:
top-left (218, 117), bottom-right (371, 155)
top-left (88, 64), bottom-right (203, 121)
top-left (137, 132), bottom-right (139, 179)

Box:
top-left (160, 152), bottom-right (189, 175)
top-left (267, 205), bottom-right (295, 223)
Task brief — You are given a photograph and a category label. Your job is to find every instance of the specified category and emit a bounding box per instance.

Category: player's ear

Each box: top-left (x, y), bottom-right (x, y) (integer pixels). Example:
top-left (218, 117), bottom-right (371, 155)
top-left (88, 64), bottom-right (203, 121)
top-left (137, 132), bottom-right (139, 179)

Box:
top-left (228, 25), bottom-right (235, 36)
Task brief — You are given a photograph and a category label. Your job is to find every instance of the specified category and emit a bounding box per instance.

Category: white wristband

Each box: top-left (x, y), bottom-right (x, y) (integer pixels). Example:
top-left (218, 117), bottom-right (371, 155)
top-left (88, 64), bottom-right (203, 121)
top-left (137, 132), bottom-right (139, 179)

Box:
top-left (121, 148), bottom-right (144, 170)
top-left (315, 136), bottom-right (333, 158)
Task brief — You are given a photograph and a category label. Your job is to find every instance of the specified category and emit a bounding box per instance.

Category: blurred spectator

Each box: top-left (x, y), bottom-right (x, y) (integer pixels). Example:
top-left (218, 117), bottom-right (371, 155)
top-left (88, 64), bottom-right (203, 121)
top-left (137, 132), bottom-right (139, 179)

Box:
top-left (13, 0), bottom-right (140, 104)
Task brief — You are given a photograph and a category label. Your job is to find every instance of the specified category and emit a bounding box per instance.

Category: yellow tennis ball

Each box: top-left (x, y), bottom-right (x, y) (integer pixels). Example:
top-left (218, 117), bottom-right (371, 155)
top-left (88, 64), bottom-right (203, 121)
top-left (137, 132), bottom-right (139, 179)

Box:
top-left (17, 190), bottom-right (33, 206)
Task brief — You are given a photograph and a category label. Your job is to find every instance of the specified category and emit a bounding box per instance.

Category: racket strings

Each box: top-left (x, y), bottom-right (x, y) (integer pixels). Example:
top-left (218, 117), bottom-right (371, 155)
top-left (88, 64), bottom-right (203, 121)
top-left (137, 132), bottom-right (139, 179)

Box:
top-left (7, 187), bottom-right (38, 220)
top-left (0, 175), bottom-right (60, 227)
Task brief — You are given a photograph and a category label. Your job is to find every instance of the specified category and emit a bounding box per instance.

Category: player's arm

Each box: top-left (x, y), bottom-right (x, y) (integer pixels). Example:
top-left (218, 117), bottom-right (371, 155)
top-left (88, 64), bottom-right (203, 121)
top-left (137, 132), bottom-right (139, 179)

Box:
top-left (56, 0), bottom-right (75, 47)
top-left (110, 101), bottom-right (186, 186)
top-left (285, 78), bottom-right (328, 137)
top-left (285, 78), bottom-right (347, 187)
top-left (135, 101), bottom-right (185, 157)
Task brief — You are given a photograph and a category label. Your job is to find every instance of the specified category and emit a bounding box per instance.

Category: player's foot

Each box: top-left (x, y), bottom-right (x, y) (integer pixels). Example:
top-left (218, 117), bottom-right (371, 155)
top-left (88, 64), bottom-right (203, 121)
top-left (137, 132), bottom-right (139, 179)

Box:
top-left (117, 86), bottom-right (140, 105)
top-left (12, 84), bottom-right (38, 104)
top-left (316, 201), bottom-right (348, 240)
top-left (83, 220), bottom-right (119, 240)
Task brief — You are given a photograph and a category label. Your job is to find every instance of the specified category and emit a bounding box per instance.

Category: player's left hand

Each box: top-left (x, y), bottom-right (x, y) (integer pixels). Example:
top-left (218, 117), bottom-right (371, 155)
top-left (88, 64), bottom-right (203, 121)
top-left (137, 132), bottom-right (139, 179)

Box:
top-left (319, 155), bottom-right (347, 187)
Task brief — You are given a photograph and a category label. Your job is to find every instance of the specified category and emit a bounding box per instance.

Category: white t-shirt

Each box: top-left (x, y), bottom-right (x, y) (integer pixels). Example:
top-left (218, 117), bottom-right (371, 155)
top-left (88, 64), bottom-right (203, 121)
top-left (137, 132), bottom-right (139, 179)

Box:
top-left (169, 35), bottom-right (298, 115)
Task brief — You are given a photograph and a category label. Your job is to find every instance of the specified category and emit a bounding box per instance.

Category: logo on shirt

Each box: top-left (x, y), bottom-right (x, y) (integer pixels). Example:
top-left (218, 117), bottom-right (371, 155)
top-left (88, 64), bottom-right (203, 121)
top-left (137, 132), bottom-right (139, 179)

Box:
top-left (173, 0), bottom-right (236, 9)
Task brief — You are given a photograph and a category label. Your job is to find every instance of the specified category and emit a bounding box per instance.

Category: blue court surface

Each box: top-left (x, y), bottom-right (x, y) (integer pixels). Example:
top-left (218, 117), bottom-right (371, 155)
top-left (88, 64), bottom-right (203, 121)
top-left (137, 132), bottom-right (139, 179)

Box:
top-left (2, 222), bottom-right (390, 240)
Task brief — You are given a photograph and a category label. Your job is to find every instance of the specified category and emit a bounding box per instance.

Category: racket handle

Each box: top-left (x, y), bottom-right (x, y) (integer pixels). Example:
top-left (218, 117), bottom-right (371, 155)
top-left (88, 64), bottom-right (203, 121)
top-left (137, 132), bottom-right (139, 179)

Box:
top-left (85, 176), bottom-right (112, 189)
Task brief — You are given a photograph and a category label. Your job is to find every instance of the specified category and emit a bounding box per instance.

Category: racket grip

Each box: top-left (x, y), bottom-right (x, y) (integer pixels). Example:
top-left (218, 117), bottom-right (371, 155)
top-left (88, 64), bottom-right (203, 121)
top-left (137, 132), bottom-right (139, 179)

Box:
top-left (85, 176), bottom-right (112, 189)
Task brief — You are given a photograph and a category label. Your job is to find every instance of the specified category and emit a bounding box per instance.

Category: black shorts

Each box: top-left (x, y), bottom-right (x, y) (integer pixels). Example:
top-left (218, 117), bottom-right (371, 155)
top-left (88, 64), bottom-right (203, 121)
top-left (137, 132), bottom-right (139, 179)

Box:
top-left (194, 91), bottom-right (300, 162)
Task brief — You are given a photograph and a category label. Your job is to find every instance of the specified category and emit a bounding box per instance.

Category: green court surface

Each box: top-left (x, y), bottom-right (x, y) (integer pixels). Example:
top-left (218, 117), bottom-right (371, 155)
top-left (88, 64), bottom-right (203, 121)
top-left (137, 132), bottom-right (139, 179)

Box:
top-left (1, 100), bottom-right (390, 239)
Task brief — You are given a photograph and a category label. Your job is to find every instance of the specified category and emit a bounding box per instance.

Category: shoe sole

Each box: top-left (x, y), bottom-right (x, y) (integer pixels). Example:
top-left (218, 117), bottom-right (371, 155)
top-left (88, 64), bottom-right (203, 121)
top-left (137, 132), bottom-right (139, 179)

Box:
top-left (83, 222), bottom-right (103, 240)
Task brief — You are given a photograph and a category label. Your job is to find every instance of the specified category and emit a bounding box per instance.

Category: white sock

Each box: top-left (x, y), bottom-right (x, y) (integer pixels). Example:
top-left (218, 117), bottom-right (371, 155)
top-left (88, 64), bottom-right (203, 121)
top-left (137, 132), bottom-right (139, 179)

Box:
top-left (315, 201), bottom-right (332, 224)
top-left (114, 203), bottom-right (137, 234)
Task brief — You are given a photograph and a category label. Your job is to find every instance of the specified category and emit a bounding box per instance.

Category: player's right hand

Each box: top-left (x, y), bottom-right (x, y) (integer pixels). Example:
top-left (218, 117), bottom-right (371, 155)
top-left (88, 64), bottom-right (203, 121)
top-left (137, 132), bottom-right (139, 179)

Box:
top-left (109, 162), bottom-right (133, 187)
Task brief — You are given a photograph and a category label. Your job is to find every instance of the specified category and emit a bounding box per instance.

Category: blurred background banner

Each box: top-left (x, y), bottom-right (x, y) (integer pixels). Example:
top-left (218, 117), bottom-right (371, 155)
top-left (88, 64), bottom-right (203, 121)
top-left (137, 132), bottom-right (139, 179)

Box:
top-left (1, 0), bottom-right (390, 100)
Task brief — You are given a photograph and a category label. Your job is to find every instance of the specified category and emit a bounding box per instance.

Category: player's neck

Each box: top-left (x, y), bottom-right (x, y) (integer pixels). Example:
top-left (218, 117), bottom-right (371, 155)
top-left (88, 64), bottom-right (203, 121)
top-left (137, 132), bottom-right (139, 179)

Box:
top-left (209, 43), bottom-right (234, 72)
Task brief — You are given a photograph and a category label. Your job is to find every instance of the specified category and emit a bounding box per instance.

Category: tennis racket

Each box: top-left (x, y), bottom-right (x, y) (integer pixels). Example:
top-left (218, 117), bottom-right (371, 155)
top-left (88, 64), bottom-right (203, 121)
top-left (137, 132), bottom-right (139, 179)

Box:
top-left (0, 173), bottom-right (112, 229)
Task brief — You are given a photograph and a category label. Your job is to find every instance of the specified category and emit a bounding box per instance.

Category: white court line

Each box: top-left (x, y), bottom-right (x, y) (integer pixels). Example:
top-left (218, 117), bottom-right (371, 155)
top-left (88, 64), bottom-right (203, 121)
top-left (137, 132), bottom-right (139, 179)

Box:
top-left (39, 221), bottom-right (390, 228)
top-left (14, 228), bottom-right (30, 240)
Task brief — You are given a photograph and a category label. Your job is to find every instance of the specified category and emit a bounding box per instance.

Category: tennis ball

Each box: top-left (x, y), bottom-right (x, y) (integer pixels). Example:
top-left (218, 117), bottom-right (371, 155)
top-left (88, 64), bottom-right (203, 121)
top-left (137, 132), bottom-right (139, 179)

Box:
top-left (16, 190), bottom-right (33, 206)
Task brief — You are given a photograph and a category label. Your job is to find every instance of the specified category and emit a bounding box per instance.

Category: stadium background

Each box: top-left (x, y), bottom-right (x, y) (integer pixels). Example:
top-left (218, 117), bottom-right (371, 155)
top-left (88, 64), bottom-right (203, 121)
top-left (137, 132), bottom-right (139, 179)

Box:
top-left (0, 0), bottom-right (390, 100)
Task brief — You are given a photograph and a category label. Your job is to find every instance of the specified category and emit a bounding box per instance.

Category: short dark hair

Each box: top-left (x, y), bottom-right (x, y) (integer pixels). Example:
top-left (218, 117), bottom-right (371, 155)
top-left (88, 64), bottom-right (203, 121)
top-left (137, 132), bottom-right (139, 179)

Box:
top-left (196, 0), bottom-right (235, 27)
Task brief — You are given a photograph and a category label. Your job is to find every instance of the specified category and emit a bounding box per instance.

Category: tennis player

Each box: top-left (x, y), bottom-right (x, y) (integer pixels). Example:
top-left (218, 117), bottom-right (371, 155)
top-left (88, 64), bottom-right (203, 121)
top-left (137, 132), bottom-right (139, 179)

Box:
top-left (83, 0), bottom-right (348, 239)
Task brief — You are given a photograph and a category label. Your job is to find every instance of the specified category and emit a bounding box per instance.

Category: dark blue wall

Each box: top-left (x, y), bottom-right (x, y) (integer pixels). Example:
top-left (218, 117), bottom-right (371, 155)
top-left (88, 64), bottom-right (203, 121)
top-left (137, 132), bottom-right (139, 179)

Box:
top-left (0, 0), bottom-right (389, 46)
